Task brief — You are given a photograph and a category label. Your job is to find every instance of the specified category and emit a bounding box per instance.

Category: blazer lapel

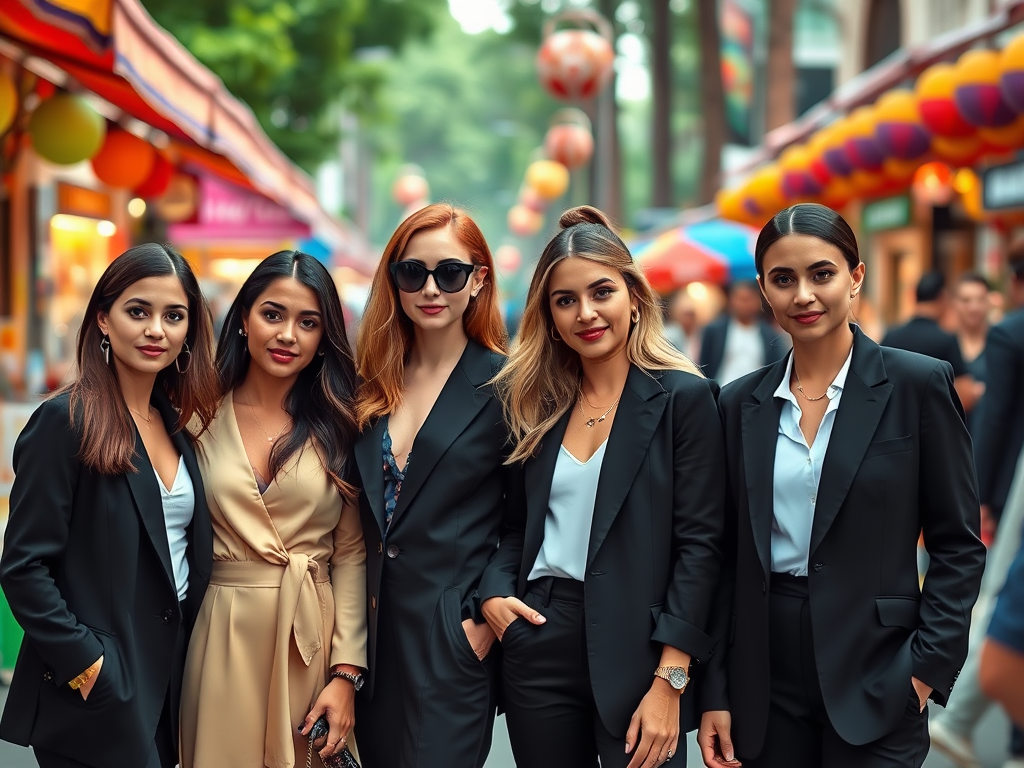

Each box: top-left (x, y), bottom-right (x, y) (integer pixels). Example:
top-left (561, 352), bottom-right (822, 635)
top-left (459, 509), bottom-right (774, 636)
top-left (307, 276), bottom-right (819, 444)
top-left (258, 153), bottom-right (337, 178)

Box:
top-left (387, 341), bottom-right (493, 531)
top-left (519, 411), bottom-right (569, 594)
top-left (809, 328), bottom-right (892, 555)
top-left (586, 366), bottom-right (667, 570)
top-left (127, 399), bottom-right (176, 592)
top-left (741, 356), bottom-right (788, 578)
top-left (355, 418), bottom-right (388, 537)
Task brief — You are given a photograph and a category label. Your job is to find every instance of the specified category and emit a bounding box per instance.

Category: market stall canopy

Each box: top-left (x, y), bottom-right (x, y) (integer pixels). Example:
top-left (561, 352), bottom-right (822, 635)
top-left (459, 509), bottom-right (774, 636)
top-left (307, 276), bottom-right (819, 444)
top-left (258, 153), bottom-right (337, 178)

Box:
top-left (0, 0), bottom-right (350, 248)
top-left (634, 219), bottom-right (758, 293)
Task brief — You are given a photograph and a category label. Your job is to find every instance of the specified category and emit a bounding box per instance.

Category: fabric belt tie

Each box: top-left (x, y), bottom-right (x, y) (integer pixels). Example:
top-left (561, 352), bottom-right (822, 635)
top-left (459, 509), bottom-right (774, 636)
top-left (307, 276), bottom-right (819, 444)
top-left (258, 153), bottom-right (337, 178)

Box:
top-left (211, 557), bottom-right (330, 768)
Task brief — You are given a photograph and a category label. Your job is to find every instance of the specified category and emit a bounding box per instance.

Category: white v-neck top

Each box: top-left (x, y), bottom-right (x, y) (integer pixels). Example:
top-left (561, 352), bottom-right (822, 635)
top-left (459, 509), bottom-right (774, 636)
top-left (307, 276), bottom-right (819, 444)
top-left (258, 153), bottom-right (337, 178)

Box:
top-left (528, 440), bottom-right (608, 582)
top-left (155, 455), bottom-right (193, 601)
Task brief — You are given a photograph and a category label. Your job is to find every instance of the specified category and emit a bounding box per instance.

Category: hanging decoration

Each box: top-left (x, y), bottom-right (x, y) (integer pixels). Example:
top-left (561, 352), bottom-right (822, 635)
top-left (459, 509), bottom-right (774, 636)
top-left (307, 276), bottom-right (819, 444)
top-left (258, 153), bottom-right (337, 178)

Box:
top-left (525, 159), bottom-right (570, 200)
top-left (153, 173), bottom-right (199, 223)
top-left (508, 204), bottom-right (545, 237)
top-left (495, 244), bottom-right (523, 275)
top-left (90, 128), bottom-right (156, 189)
top-left (874, 90), bottom-right (932, 161)
top-left (28, 93), bottom-right (106, 165)
top-left (1000, 34), bottom-right (1024, 113)
top-left (953, 49), bottom-right (1017, 128)
top-left (536, 10), bottom-right (615, 101)
top-left (779, 145), bottom-right (823, 199)
top-left (842, 107), bottom-right (885, 172)
top-left (544, 109), bottom-right (594, 169)
top-left (134, 152), bottom-right (175, 198)
top-left (0, 70), bottom-right (18, 135)
top-left (916, 63), bottom-right (975, 138)
top-left (392, 169), bottom-right (430, 208)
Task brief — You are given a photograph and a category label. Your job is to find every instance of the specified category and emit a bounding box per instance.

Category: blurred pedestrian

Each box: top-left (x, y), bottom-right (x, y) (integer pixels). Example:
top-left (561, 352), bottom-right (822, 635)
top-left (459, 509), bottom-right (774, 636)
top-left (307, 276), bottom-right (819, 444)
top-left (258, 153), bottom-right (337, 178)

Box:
top-left (699, 204), bottom-right (985, 768)
top-left (953, 272), bottom-right (993, 439)
top-left (980, 537), bottom-right (1024, 728)
top-left (700, 280), bottom-right (786, 384)
top-left (179, 251), bottom-right (366, 768)
top-left (482, 206), bottom-right (725, 768)
top-left (351, 205), bottom-right (507, 768)
top-left (0, 244), bottom-right (219, 768)
top-left (664, 289), bottom-right (702, 362)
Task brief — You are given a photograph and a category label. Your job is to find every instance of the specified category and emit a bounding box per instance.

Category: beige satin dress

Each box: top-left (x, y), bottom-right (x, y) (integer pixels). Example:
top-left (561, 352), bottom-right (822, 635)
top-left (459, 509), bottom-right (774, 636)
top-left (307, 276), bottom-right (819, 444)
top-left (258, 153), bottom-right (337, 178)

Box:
top-left (180, 392), bottom-right (367, 768)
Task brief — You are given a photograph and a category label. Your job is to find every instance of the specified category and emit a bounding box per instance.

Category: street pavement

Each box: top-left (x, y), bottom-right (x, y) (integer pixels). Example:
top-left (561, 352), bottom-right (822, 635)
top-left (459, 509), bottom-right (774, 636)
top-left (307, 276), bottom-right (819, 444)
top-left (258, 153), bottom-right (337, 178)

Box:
top-left (0, 682), bottom-right (1012, 768)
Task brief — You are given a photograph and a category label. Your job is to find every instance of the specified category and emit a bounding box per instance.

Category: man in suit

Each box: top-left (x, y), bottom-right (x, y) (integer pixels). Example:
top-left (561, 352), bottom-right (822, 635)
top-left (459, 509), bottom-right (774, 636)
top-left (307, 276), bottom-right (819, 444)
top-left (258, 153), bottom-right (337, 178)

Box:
top-left (700, 281), bottom-right (787, 384)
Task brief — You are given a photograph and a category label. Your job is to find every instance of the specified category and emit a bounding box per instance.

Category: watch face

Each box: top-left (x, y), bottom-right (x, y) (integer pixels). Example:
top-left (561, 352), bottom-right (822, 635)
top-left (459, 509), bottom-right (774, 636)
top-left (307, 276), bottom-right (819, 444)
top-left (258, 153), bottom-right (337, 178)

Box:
top-left (667, 668), bottom-right (688, 690)
top-left (353, 674), bottom-right (365, 691)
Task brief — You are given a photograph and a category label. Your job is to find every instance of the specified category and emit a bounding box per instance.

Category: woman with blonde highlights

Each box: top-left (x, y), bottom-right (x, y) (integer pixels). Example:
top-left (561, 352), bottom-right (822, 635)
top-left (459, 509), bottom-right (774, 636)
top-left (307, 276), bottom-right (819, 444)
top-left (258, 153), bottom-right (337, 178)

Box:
top-left (479, 206), bottom-right (725, 768)
top-left (352, 204), bottom-right (508, 768)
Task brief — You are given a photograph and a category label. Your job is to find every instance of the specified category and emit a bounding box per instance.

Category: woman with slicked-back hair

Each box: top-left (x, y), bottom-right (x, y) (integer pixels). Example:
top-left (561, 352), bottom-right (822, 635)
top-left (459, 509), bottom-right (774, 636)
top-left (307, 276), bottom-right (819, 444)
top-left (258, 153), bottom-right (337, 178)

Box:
top-left (180, 251), bottom-right (366, 768)
top-left (698, 204), bottom-right (985, 768)
top-left (0, 244), bottom-right (219, 768)
top-left (352, 203), bottom-right (508, 768)
top-left (480, 206), bottom-right (725, 768)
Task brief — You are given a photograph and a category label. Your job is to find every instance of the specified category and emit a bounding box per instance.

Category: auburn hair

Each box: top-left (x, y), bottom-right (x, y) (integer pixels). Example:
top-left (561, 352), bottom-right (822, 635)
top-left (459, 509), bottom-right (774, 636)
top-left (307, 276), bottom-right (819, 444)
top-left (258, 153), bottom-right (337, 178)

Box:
top-left (63, 243), bottom-right (219, 474)
top-left (356, 203), bottom-right (507, 428)
top-left (493, 205), bottom-right (702, 464)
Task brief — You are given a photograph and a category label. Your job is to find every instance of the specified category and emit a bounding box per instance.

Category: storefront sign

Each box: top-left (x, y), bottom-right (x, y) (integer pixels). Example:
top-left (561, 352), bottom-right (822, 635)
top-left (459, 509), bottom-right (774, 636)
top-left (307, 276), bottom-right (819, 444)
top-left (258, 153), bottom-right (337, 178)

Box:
top-left (862, 194), bottom-right (910, 234)
top-left (56, 183), bottom-right (111, 220)
top-left (168, 176), bottom-right (311, 241)
top-left (983, 160), bottom-right (1024, 211)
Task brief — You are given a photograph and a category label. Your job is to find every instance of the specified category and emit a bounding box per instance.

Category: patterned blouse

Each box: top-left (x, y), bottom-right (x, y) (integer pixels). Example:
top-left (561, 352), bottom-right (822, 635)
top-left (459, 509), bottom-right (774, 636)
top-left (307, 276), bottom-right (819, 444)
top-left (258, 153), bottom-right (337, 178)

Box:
top-left (382, 417), bottom-right (410, 532)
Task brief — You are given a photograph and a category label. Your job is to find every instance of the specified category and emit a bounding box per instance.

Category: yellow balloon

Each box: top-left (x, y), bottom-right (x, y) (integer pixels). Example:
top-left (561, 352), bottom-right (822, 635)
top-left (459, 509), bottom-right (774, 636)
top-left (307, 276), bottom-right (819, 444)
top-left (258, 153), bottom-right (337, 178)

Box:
top-left (526, 160), bottom-right (570, 200)
top-left (0, 71), bottom-right (17, 134)
top-left (29, 94), bottom-right (106, 165)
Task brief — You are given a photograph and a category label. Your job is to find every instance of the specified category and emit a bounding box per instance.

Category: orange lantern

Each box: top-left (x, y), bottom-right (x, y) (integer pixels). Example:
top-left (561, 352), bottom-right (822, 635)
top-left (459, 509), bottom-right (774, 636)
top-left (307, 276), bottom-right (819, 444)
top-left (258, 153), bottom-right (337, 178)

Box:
top-left (932, 134), bottom-right (984, 166)
top-left (0, 70), bottom-right (17, 135)
top-left (545, 123), bottom-right (594, 169)
top-left (912, 162), bottom-right (953, 205)
top-left (28, 93), bottom-right (106, 165)
top-left (526, 159), bottom-right (570, 200)
top-left (508, 205), bottom-right (544, 237)
top-left (979, 115), bottom-right (1024, 149)
top-left (1000, 33), bottom-right (1024, 113)
top-left (747, 165), bottom-right (785, 217)
top-left (954, 49), bottom-right (1017, 128)
top-left (882, 158), bottom-right (920, 182)
top-left (916, 63), bottom-right (975, 138)
top-left (779, 144), bottom-right (823, 199)
top-left (874, 89), bottom-right (932, 161)
top-left (392, 174), bottom-right (429, 207)
top-left (134, 153), bottom-right (175, 198)
top-left (821, 177), bottom-right (855, 209)
top-left (843, 107), bottom-right (885, 172)
top-left (715, 187), bottom-right (747, 222)
top-left (90, 129), bottom-right (156, 189)
top-left (537, 10), bottom-right (615, 101)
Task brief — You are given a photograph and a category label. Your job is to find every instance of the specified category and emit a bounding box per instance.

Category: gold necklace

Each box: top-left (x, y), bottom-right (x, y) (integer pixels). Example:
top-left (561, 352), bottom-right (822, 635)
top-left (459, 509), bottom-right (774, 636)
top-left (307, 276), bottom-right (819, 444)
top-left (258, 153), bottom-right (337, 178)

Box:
top-left (793, 370), bottom-right (830, 402)
top-left (243, 397), bottom-right (291, 443)
top-left (128, 406), bottom-right (154, 425)
top-left (577, 388), bottom-right (620, 428)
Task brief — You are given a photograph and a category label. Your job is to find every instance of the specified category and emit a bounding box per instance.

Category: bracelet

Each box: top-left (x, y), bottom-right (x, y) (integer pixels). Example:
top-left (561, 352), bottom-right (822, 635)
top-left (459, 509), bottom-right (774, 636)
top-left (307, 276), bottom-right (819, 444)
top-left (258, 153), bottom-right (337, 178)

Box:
top-left (329, 669), bottom-right (365, 692)
top-left (68, 660), bottom-right (100, 691)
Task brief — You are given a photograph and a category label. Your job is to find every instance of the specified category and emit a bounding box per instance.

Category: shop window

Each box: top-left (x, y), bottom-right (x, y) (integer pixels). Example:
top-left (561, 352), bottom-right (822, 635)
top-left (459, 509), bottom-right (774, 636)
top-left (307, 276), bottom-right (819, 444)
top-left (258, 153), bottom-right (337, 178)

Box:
top-left (865, 0), bottom-right (902, 70)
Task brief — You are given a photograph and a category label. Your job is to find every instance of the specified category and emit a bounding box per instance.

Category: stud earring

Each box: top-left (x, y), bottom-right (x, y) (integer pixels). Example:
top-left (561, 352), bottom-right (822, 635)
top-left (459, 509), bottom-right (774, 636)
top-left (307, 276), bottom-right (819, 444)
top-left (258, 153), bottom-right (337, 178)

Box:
top-left (238, 328), bottom-right (247, 337)
top-left (99, 335), bottom-right (111, 365)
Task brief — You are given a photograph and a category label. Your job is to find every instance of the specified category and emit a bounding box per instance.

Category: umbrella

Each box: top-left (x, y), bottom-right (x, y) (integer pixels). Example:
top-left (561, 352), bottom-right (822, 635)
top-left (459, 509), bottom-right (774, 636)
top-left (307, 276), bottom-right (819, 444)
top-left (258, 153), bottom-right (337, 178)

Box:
top-left (634, 219), bottom-right (759, 293)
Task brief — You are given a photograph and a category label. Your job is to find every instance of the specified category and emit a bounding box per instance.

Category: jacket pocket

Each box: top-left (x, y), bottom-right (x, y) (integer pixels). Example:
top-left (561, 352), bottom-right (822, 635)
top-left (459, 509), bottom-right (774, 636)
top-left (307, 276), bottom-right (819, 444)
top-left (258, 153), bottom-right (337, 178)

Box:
top-left (863, 436), bottom-right (913, 459)
top-left (876, 596), bottom-right (920, 629)
top-left (442, 587), bottom-right (493, 665)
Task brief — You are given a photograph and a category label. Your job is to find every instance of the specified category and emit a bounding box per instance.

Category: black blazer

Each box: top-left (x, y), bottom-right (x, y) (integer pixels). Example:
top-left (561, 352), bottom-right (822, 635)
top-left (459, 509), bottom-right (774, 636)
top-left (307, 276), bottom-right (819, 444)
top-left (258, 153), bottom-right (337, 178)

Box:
top-left (699, 316), bottom-right (786, 382)
top-left (0, 391), bottom-right (212, 767)
top-left (975, 308), bottom-right (1024, 515)
top-left (354, 340), bottom-right (507, 696)
top-left (479, 365), bottom-right (725, 736)
top-left (701, 327), bottom-right (986, 756)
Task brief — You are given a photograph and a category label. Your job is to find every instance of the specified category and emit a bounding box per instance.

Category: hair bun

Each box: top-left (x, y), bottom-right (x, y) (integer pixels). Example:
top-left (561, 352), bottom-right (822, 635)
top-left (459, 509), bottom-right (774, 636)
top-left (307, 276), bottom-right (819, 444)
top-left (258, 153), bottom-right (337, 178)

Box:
top-left (559, 205), bottom-right (614, 231)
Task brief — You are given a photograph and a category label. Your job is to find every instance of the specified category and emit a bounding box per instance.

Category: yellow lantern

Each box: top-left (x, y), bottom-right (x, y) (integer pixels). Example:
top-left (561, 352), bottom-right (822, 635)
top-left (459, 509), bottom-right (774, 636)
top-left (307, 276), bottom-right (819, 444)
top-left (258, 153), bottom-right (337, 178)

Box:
top-left (526, 160), bottom-right (570, 200)
top-left (0, 71), bottom-right (17, 134)
top-left (28, 93), bottom-right (106, 165)
top-left (747, 165), bottom-right (785, 216)
top-left (715, 187), bottom-right (747, 222)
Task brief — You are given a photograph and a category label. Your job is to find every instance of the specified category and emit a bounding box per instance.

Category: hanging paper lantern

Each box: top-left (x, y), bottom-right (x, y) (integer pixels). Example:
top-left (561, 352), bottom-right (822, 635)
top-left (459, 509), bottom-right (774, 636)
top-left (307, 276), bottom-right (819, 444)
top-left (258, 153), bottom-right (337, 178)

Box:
top-left (979, 114), bottom-right (1024, 149)
top-left (526, 160), bottom-right (570, 200)
top-left (779, 145), bottom-right (823, 199)
top-left (392, 173), bottom-right (429, 207)
top-left (843, 107), bottom-right (885, 172)
top-left (715, 187), bottom-right (747, 222)
top-left (134, 153), bottom-right (175, 198)
top-left (1000, 34), bottom-right (1024, 114)
top-left (912, 162), bottom-right (953, 205)
top-left (537, 12), bottom-right (615, 101)
top-left (874, 90), bottom-right (932, 161)
top-left (0, 71), bottom-right (17, 135)
top-left (495, 244), bottom-right (523, 274)
top-left (954, 50), bottom-right (1017, 128)
top-left (821, 122), bottom-right (855, 178)
top-left (882, 157), bottom-right (920, 181)
top-left (747, 165), bottom-right (785, 217)
top-left (28, 93), bottom-right (106, 165)
top-left (544, 123), bottom-right (594, 169)
top-left (153, 173), bottom-right (198, 223)
top-left (90, 129), bottom-right (156, 189)
top-left (508, 204), bottom-right (544, 237)
top-left (916, 63), bottom-right (975, 138)
top-left (931, 134), bottom-right (984, 166)
top-left (805, 131), bottom-right (834, 187)
top-left (821, 177), bottom-right (855, 209)
top-left (848, 169), bottom-right (889, 197)
top-left (518, 186), bottom-right (549, 214)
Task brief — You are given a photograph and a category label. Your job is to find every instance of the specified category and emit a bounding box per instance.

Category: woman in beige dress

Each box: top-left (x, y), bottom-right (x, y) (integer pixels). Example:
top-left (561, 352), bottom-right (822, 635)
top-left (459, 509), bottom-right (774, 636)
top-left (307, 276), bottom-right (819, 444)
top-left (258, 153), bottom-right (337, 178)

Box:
top-left (180, 251), bottom-right (366, 768)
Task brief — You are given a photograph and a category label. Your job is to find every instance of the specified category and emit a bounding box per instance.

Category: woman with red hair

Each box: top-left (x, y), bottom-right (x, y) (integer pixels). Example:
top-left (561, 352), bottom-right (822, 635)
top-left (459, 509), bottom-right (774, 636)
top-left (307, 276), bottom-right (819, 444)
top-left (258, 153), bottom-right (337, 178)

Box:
top-left (352, 204), bottom-right (508, 768)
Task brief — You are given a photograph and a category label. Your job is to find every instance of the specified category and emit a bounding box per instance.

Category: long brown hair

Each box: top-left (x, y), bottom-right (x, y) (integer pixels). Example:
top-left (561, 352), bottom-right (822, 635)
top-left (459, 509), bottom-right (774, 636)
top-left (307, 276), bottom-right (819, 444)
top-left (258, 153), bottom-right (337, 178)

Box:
top-left (494, 205), bottom-right (702, 464)
top-left (63, 243), bottom-right (218, 474)
top-left (356, 203), bottom-right (507, 428)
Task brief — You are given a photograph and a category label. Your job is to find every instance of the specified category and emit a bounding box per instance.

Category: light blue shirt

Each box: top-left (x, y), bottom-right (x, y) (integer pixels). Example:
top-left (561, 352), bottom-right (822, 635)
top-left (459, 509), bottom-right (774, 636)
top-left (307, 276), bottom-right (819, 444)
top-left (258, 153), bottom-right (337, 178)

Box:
top-left (528, 440), bottom-right (608, 582)
top-left (155, 455), bottom-right (193, 601)
top-left (771, 347), bottom-right (853, 576)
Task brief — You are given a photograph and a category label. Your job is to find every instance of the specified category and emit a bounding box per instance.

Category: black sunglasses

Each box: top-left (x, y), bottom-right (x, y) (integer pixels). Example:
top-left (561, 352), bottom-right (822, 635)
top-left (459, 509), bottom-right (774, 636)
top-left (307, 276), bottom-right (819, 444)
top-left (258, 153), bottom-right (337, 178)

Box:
top-left (389, 261), bottom-right (479, 293)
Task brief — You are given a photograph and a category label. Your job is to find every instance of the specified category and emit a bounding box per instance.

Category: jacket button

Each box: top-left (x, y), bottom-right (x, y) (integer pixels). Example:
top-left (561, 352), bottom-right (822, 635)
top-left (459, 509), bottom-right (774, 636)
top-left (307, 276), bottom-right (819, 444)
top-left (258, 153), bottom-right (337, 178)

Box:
top-left (43, 671), bottom-right (53, 683)
top-left (813, 563), bottom-right (824, 572)
top-left (162, 609), bottom-right (175, 623)
top-left (386, 544), bottom-right (399, 559)
top-left (371, 596), bottom-right (377, 610)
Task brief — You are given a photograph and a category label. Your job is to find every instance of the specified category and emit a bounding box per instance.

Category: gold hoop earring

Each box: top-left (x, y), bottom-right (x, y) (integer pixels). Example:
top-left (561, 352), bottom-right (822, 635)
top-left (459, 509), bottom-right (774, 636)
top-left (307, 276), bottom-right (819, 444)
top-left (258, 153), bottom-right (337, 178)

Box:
top-left (631, 307), bottom-right (640, 323)
top-left (175, 342), bottom-right (192, 374)
top-left (550, 326), bottom-right (560, 342)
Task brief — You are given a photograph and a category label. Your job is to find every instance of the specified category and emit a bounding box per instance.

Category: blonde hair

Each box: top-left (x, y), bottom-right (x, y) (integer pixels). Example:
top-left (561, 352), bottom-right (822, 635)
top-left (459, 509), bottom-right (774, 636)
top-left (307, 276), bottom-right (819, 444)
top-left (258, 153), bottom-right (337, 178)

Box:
top-left (494, 205), bottom-right (702, 464)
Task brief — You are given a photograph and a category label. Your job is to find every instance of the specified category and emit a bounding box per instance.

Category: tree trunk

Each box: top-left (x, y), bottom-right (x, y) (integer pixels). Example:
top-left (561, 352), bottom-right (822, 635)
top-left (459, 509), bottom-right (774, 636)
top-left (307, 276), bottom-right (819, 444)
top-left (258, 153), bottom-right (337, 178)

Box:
top-left (591, 0), bottom-right (623, 225)
top-left (765, 0), bottom-right (797, 132)
top-left (650, 0), bottom-right (673, 208)
top-left (696, 0), bottom-right (725, 205)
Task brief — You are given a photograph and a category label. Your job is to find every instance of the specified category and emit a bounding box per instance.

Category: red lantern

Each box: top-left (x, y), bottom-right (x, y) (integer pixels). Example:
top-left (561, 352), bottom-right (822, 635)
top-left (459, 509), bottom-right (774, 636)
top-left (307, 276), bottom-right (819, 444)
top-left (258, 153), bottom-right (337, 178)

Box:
top-left (134, 153), bottom-right (174, 198)
top-left (843, 107), bottom-right (885, 172)
top-left (392, 174), bottom-right (429, 207)
top-left (916, 63), bottom-right (975, 138)
top-left (954, 50), bottom-right (1017, 128)
top-left (805, 131), bottom-right (834, 187)
top-left (874, 90), bottom-right (932, 161)
top-left (1000, 33), bottom-right (1024, 113)
top-left (90, 129), bottom-right (156, 189)
top-left (508, 205), bottom-right (544, 237)
top-left (537, 11), bottom-right (615, 101)
top-left (545, 124), bottom-right (594, 169)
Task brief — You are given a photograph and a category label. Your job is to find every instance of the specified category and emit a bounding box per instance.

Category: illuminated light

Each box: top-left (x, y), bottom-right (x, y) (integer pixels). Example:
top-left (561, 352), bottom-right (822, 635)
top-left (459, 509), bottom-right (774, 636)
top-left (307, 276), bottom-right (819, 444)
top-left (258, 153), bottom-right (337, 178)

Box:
top-left (50, 214), bottom-right (96, 233)
top-left (210, 259), bottom-right (261, 280)
top-left (953, 169), bottom-right (978, 195)
top-left (96, 220), bottom-right (117, 237)
top-left (128, 197), bottom-right (147, 217)
top-left (686, 282), bottom-right (709, 301)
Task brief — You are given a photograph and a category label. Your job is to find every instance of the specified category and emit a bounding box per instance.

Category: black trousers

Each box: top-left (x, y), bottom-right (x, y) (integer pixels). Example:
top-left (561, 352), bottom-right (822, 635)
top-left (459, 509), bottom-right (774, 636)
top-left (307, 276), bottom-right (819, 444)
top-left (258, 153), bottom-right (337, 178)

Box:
top-left (741, 573), bottom-right (929, 768)
top-left (502, 577), bottom-right (660, 768)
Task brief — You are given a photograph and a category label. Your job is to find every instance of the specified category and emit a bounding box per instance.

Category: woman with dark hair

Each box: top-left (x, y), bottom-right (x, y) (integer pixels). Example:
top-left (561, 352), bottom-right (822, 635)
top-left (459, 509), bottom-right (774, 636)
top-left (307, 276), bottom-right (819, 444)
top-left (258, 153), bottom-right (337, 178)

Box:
top-left (698, 203), bottom-right (986, 768)
top-left (0, 243), bottom-right (219, 768)
top-left (352, 204), bottom-right (507, 768)
top-left (179, 251), bottom-right (366, 768)
top-left (481, 205), bottom-right (725, 768)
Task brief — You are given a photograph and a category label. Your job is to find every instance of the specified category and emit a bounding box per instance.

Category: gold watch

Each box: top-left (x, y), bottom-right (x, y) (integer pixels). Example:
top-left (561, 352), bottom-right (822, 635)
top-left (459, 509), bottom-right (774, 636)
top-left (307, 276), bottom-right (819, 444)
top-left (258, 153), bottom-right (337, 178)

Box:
top-left (68, 661), bottom-right (99, 690)
top-left (654, 665), bottom-right (689, 693)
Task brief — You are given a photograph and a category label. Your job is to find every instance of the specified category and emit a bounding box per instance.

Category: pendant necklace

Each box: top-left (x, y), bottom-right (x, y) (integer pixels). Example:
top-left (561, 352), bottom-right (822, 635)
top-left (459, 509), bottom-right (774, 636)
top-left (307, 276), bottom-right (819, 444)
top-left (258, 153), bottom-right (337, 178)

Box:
top-left (243, 397), bottom-right (291, 443)
top-left (577, 388), bottom-right (620, 428)
top-left (793, 370), bottom-right (830, 402)
top-left (129, 406), bottom-right (154, 428)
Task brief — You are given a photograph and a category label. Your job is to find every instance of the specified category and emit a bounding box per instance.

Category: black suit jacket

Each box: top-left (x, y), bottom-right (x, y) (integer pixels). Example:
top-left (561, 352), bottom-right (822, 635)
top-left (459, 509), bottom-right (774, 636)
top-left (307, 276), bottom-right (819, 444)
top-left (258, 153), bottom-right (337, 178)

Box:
top-left (975, 309), bottom-right (1024, 515)
top-left (354, 340), bottom-right (507, 697)
top-left (699, 316), bottom-right (786, 382)
top-left (701, 327), bottom-right (985, 756)
top-left (0, 392), bottom-right (212, 767)
top-left (479, 365), bottom-right (725, 736)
